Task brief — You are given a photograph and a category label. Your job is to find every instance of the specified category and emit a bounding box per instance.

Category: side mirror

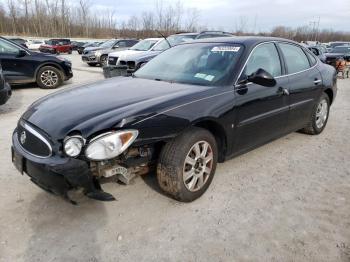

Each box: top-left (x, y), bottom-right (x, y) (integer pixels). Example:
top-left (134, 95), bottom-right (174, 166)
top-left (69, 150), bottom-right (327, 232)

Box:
top-left (17, 49), bottom-right (27, 58)
top-left (247, 68), bottom-right (276, 87)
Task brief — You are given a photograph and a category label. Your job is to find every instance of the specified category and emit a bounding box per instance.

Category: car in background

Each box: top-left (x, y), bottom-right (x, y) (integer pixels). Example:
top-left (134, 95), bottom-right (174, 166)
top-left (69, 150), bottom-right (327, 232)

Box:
top-left (27, 40), bottom-right (45, 50)
top-left (71, 41), bottom-right (86, 52)
top-left (104, 38), bottom-right (162, 77)
top-left (104, 31), bottom-right (234, 77)
top-left (0, 36), bottom-right (73, 89)
top-left (39, 39), bottom-right (72, 54)
top-left (327, 42), bottom-right (350, 52)
top-left (195, 31), bottom-right (233, 39)
top-left (77, 41), bottom-right (102, 54)
top-left (0, 63), bottom-right (11, 105)
top-left (308, 46), bottom-right (327, 63)
top-left (82, 39), bottom-right (139, 66)
top-left (11, 37), bottom-right (337, 203)
top-left (7, 37), bottom-right (28, 48)
top-left (324, 45), bottom-right (350, 68)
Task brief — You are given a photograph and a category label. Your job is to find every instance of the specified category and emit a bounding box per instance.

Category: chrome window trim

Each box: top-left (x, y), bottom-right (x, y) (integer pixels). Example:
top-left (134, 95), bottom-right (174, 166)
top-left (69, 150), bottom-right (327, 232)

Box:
top-left (18, 121), bottom-right (52, 158)
top-left (235, 41), bottom-right (319, 85)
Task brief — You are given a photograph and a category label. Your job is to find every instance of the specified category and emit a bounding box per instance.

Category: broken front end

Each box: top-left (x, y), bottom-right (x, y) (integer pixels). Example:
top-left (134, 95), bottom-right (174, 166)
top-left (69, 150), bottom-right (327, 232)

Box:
top-left (12, 120), bottom-right (154, 204)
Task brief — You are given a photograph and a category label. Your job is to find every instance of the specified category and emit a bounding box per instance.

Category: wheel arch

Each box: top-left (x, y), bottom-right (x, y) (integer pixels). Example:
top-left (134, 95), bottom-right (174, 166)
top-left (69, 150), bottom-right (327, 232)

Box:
top-left (324, 88), bottom-right (334, 105)
top-left (192, 118), bottom-right (227, 162)
top-left (35, 62), bottom-right (65, 79)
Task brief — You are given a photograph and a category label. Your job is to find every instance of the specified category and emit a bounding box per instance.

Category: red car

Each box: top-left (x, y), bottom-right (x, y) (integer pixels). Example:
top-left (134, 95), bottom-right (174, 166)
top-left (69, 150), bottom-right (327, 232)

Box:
top-left (39, 39), bottom-right (72, 54)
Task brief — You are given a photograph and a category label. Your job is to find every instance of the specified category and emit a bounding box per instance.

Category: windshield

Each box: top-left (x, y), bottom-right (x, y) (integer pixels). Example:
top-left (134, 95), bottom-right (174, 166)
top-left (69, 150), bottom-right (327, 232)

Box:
top-left (130, 39), bottom-right (158, 51)
top-left (152, 35), bottom-right (197, 51)
top-left (99, 39), bottom-right (116, 48)
top-left (331, 46), bottom-right (350, 53)
top-left (135, 43), bottom-right (244, 86)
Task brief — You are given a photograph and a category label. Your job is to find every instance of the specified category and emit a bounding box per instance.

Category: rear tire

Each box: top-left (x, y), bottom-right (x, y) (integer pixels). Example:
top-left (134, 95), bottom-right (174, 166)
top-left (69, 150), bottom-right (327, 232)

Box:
top-left (36, 66), bottom-right (63, 89)
top-left (300, 93), bottom-right (330, 135)
top-left (68, 49), bottom-right (72, 54)
top-left (157, 127), bottom-right (218, 202)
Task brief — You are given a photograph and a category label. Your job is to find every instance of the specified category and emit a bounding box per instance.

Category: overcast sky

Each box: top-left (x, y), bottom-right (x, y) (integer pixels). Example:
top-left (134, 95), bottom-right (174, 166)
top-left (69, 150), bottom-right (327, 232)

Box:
top-left (90, 0), bottom-right (350, 32)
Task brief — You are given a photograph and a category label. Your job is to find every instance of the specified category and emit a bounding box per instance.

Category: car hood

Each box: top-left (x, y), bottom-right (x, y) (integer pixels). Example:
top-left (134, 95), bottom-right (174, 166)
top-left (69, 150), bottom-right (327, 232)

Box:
top-left (109, 49), bottom-right (146, 58)
top-left (22, 77), bottom-right (213, 140)
top-left (84, 46), bottom-right (104, 52)
top-left (128, 51), bottom-right (162, 62)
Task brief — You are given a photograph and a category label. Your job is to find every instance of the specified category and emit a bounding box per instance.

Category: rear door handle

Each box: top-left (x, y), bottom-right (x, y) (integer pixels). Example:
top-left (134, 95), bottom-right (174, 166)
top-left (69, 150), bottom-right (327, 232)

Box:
top-left (314, 79), bottom-right (322, 85)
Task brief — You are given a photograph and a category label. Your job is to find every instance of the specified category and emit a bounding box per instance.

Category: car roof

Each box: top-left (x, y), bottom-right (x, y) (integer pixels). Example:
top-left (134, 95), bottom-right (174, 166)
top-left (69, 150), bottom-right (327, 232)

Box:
top-left (188, 36), bottom-right (299, 47)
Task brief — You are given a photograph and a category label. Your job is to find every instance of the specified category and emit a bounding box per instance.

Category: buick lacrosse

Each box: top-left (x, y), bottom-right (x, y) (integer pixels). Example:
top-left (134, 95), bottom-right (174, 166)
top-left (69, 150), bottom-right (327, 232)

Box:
top-left (12, 37), bottom-right (337, 203)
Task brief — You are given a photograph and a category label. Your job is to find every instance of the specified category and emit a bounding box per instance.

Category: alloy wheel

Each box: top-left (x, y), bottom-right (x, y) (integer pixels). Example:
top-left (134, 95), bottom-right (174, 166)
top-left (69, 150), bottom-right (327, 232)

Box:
top-left (40, 70), bottom-right (58, 87)
top-left (315, 98), bottom-right (328, 129)
top-left (100, 56), bottom-right (107, 66)
top-left (183, 141), bottom-right (213, 192)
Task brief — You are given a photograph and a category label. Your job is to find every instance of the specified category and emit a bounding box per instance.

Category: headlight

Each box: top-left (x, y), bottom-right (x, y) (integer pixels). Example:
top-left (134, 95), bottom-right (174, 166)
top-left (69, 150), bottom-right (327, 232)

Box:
top-left (85, 130), bottom-right (138, 161)
top-left (64, 136), bottom-right (84, 157)
top-left (95, 51), bottom-right (101, 57)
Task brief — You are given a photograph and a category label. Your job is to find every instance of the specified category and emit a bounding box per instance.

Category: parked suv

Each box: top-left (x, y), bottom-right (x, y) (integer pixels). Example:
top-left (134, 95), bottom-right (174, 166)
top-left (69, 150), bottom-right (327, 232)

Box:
top-left (0, 36), bottom-right (73, 89)
top-left (39, 39), bottom-right (72, 54)
top-left (0, 63), bottom-right (11, 105)
top-left (82, 39), bottom-right (139, 66)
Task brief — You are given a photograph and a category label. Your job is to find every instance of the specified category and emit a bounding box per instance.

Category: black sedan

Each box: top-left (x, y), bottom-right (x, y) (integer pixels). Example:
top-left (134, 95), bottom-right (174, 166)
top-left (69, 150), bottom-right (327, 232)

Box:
top-left (11, 37), bottom-right (337, 203)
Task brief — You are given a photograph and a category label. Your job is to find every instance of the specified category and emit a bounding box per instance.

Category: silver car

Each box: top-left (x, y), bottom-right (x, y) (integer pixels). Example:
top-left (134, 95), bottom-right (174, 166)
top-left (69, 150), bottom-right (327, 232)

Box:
top-left (82, 39), bottom-right (139, 66)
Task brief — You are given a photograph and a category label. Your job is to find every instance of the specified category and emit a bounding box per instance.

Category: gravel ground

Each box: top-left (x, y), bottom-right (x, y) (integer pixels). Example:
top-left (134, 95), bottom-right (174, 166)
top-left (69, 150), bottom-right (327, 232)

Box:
top-left (0, 53), bottom-right (349, 262)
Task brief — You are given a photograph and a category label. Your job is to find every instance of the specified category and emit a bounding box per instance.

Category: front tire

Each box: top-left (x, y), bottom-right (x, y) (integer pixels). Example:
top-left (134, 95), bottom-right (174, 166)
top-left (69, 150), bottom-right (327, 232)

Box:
top-left (36, 66), bottom-right (63, 89)
top-left (300, 93), bottom-right (330, 135)
top-left (157, 127), bottom-right (218, 202)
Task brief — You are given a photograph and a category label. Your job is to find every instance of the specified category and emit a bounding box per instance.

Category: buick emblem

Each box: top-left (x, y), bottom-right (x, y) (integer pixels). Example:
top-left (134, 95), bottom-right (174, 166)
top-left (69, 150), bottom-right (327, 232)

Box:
top-left (20, 131), bottom-right (27, 144)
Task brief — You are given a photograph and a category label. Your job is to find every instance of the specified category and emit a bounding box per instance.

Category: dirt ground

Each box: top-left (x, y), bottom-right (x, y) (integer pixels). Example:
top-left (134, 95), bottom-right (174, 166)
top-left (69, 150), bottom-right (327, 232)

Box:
top-left (0, 54), bottom-right (349, 262)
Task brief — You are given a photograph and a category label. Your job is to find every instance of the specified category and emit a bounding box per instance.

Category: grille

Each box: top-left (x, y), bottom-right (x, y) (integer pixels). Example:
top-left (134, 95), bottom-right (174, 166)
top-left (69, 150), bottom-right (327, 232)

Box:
top-left (119, 60), bottom-right (127, 66)
top-left (17, 121), bottom-right (52, 158)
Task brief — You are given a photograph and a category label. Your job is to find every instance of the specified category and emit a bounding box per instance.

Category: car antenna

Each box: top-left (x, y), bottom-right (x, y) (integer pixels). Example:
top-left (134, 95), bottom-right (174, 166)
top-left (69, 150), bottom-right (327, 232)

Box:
top-left (156, 30), bottom-right (172, 48)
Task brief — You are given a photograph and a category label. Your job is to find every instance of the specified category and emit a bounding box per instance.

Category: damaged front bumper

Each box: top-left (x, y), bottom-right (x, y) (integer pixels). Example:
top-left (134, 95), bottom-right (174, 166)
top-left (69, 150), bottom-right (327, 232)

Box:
top-left (12, 131), bottom-right (118, 204)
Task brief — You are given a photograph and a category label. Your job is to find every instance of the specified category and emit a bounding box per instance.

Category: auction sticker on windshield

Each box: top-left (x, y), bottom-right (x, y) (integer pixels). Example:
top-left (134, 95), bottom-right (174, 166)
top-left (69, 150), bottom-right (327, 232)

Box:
top-left (211, 46), bottom-right (241, 52)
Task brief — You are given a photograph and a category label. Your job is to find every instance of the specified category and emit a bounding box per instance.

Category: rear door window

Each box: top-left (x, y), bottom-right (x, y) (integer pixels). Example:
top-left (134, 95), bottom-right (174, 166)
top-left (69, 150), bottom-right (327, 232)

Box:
top-left (279, 43), bottom-right (311, 74)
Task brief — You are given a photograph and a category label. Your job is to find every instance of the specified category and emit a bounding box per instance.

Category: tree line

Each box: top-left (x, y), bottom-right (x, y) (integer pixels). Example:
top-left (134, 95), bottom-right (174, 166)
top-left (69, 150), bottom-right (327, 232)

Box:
top-left (0, 0), bottom-right (349, 42)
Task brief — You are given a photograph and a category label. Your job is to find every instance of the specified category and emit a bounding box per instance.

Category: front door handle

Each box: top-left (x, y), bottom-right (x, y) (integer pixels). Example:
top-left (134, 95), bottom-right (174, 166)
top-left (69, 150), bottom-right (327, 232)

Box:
top-left (278, 87), bottom-right (290, 96)
top-left (314, 79), bottom-right (322, 85)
